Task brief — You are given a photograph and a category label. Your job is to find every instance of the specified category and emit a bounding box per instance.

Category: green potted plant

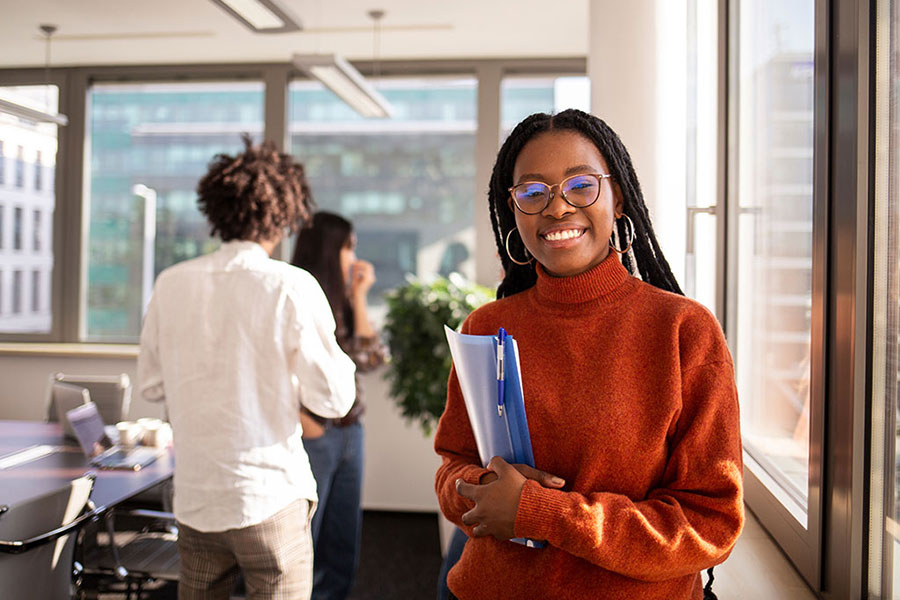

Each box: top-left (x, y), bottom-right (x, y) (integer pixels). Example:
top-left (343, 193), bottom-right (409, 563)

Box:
top-left (383, 272), bottom-right (494, 435)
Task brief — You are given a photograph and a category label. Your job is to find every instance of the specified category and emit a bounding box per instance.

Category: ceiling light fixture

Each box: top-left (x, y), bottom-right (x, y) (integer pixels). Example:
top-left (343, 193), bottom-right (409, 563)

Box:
top-left (210, 0), bottom-right (301, 33)
top-left (292, 53), bottom-right (393, 119)
top-left (0, 24), bottom-right (68, 126)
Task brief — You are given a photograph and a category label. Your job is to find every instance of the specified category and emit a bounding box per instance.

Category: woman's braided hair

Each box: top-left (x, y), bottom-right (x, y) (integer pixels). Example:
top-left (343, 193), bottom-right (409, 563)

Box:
top-left (489, 109), bottom-right (682, 298)
top-left (197, 134), bottom-right (315, 242)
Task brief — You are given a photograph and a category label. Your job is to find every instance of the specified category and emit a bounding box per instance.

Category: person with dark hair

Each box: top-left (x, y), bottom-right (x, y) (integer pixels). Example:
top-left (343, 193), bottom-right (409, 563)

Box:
top-left (138, 137), bottom-right (357, 600)
top-left (291, 211), bottom-right (386, 600)
top-left (434, 109), bottom-right (743, 600)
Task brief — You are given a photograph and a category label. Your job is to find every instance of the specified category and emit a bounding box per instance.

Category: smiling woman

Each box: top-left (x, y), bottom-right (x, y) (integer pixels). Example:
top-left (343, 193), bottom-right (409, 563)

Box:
top-left (434, 109), bottom-right (744, 600)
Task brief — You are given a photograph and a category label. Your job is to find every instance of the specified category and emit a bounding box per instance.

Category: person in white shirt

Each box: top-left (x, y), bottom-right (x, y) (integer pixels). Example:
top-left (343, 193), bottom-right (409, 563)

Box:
top-left (138, 137), bottom-right (356, 600)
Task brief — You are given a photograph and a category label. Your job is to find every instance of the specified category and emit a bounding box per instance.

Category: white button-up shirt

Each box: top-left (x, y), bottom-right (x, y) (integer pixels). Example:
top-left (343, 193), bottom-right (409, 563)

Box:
top-left (138, 240), bottom-right (356, 532)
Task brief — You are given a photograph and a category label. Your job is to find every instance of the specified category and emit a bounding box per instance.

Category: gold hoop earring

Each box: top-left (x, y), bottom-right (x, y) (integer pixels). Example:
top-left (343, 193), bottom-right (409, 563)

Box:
top-left (609, 214), bottom-right (636, 254)
top-left (505, 228), bottom-right (533, 266)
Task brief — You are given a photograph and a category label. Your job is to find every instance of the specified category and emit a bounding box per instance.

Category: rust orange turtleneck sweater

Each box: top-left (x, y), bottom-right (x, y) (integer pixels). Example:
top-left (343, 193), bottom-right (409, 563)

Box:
top-left (434, 253), bottom-right (744, 600)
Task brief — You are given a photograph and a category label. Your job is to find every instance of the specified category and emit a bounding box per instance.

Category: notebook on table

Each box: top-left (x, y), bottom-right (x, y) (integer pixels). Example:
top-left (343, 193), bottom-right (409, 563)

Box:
top-left (65, 401), bottom-right (159, 471)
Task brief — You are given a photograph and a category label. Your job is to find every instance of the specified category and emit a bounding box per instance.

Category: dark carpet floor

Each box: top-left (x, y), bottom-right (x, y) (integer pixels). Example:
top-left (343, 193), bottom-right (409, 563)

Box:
top-left (91, 510), bottom-right (444, 600)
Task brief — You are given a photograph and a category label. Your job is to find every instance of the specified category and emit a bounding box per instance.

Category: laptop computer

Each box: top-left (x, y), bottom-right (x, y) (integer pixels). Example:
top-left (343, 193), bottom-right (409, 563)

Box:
top-left (65, 401), bottom-right (160, 471)
top-left (50, 382), bottom-right (92, 440)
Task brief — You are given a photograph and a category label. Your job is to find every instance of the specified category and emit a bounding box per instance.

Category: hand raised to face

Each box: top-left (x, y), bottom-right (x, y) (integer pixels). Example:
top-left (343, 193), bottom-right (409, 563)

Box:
top-left (455, 456), bottom-right (565, 540)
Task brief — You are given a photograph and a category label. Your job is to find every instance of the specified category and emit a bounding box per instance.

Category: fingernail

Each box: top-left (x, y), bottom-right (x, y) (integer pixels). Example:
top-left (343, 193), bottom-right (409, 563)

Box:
top-left (455, 478), bottom-right (462, 488)
top-left (551, 477), bottom-right (564, 486)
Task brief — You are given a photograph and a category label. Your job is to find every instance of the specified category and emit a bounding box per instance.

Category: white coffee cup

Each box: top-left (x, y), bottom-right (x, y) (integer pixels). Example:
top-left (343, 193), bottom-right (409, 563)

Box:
top-left (116, 421), bottom-right (141, 449)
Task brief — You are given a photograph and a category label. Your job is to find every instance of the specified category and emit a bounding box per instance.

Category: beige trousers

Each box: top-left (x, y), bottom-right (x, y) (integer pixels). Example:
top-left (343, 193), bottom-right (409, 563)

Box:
top-left (177, 500), bottom-right (315, 600)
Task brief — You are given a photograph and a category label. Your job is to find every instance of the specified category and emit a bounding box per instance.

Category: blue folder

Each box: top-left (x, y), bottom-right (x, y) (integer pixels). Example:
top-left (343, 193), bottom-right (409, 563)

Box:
top-left (444, 325), bottom-right (544, 548)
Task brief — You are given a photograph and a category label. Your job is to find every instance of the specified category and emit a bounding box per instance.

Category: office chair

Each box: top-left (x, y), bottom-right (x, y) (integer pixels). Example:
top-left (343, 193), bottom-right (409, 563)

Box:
top-left (50, 373), bottom-right (132, 426)
top-left (80, 504), bottom-right (179, 600)
top-left (0, 474), bottom-right (95, 600)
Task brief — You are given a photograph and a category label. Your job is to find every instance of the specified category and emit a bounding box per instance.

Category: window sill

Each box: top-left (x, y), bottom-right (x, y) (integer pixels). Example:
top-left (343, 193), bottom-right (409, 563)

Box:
top-left (0, 343), bottom-right (139, 359)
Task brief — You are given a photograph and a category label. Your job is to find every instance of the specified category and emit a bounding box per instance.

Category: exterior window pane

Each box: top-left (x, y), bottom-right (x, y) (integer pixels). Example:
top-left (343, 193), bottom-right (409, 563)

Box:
top-left (13, 206), bottom-right (21, 250)
top-left (31, 269), bottom-right (39, 312)
top-left (11, 269), bottom-right (21, 314)
top-left (0, 85), bottom-right (57, 334)
top-left (34, 150), bottom-right (42, 191)
top-left (500, 76), bottom-right (590, 140)
top-left (288, 77), bottom-right (477, 304)
top-left (14, 146), bottom-right (23, 189)
top-left (735, 2), bottom-right (815, 513)
top-left (86, 81), bottom-right (264, 341)
top-left (33, 209), bottom-right (40, 251)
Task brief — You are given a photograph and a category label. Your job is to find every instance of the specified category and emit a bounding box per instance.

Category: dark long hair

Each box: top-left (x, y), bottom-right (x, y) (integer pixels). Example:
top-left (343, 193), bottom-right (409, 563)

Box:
top-left (489, 109), bottom-right (682, 298)
top-left (291, 211), bottom-right (355, 337)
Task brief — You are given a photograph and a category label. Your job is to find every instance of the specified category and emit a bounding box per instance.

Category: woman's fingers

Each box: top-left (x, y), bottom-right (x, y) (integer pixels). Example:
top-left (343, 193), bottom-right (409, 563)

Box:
top-left (513, 464), bottom-right (565, 488)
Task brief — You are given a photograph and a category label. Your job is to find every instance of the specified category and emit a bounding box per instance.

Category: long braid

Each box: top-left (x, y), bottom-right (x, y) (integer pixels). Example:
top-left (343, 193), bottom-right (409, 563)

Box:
top-left (489, 109), bottom-right (683, 298)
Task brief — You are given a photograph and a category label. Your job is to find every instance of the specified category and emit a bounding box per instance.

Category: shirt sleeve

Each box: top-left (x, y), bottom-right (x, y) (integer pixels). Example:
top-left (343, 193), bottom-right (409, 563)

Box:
top-left (286, 277), bottom-right (357, 419)
top-left (137, 290), bottom-right (165, 404)
top-left (433, 318), bottom-right (492, 534)
top-left (512, 360), bottom-right (744, 581)
top-left (340, 334), bottom-right (388, 373)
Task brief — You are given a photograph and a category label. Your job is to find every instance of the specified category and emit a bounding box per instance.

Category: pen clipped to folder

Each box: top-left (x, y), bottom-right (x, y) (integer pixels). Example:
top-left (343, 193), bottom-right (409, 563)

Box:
top-left (444, 325), bottom-right (544, 548)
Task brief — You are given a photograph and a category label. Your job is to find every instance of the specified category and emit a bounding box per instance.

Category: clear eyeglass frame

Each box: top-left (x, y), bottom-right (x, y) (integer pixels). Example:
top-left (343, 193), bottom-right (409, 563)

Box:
top-left (508, 172), bottom-right (612, 215)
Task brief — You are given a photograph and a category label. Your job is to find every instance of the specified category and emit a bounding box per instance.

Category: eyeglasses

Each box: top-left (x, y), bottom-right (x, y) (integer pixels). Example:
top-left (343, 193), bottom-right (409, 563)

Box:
top-left (508, 173), bottom-right (612, 215)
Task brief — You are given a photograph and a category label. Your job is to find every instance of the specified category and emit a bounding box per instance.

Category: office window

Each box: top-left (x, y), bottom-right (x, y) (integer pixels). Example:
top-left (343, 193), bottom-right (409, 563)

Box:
top-left (0, 140), bottom-right (4, 185)
top-left (14, 146), bottom-right (24, 189)
top-left (13, 207), bottom-right (21, 250)
top-left (31, 270), bottom-right (39, 312)
top-left (500, 76), bottom-right (590, 139)
top-left (0, 85), bottom-right (59, 334)
top-left (733, 2), bottom-right (815, 514)
top-left (34, 150), bottom-right (42, 191)
top-left (288, 77), bottom-right (477, 305)
top-left (11, 270), bottom-right (21, 314)
top-left (32, 209), bottom-right (40, 251)
top-left (86, 81), bottom-right (264, 341)
top-left (0, 271), bottom-right (3, 315)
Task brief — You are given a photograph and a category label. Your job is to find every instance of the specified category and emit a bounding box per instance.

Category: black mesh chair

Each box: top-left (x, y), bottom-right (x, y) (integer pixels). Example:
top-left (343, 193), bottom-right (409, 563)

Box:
top-left (0, 475), bottom-right (95, 600)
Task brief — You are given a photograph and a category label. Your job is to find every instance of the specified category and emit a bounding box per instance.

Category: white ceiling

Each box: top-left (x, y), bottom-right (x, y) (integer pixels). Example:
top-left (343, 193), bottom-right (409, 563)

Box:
top-left (0, 0), bottom-right (589, 69)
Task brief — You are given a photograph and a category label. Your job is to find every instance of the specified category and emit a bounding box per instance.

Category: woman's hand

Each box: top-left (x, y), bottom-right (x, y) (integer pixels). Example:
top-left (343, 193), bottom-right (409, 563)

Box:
top-left (300, 410), bottom-right (326, 440)
top-left (456, 456), bottom-right (565, 540)
top-left (349, 260), bottom-right (375, 299)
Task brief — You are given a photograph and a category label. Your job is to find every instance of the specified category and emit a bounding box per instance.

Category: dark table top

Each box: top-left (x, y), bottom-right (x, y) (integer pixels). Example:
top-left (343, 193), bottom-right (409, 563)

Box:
top-left (0, 420), bottom-right (174, 511)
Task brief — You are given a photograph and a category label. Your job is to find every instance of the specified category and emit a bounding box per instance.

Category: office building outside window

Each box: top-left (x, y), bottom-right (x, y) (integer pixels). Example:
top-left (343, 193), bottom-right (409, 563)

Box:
top-left (86, 81), bottom-right (264, 341)
top-left (0, 140), bottom-right (4, 185)
top-left (0, 85), bottom-right (58, 334)
top-left (288, 77), bottom-right (478, 307)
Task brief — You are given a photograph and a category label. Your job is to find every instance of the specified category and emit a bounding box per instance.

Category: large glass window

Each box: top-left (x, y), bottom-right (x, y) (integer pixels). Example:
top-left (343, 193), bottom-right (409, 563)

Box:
top-left (734, 2), bottom-right (815, 514)
top-left (500, 76), bottom-right (590, 139)
top-left (0, 85), bottom-right (57, 335)
top-left (288, 77), bottom-right (477, 306)
top-left (86, 81), bottom-right (264, 341)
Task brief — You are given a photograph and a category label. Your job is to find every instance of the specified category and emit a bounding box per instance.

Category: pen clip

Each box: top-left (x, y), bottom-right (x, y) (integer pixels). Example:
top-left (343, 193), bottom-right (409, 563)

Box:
top-left (497, 328), bottom-right (506, 417)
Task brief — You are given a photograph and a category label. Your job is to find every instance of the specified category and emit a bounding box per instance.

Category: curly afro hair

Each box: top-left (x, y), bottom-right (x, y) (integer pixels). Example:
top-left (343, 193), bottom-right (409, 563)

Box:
top-left (196, 134), bottom-right (315, 242)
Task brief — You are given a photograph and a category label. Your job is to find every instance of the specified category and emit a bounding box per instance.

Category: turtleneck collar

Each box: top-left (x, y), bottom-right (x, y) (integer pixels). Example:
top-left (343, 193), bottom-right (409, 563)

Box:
top-left (534, 252), bottom-right (634, 305)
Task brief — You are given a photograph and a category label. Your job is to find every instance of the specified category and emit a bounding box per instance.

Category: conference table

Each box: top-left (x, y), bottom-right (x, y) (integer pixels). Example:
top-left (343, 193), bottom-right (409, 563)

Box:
top-left (0, 420), bottom-right (174, 513)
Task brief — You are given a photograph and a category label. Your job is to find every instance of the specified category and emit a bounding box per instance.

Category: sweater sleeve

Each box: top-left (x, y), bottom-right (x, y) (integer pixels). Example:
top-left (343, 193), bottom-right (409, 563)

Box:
top-left (434, 320), bottom-right (491, 532)
top-left (513, 360), bottom-right (744, 581)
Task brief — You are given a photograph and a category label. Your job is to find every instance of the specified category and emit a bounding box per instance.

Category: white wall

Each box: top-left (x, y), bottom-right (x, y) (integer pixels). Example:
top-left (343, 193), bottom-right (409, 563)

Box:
top-left (0, 352), bottom-right (440, 512)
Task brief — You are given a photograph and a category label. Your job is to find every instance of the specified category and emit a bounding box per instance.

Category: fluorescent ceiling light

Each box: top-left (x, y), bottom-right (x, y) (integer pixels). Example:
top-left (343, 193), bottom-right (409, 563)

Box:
top-left (0, 98), bottom-right (67, 126)
top-left (210, 0), bottom-right (301, 33)
top-left (293, 54), bottom-right (394, 119)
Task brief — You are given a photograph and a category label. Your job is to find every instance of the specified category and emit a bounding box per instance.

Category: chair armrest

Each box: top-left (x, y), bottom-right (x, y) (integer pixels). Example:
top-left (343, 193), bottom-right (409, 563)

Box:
top-left (0, 510), bottom-right (96, 555)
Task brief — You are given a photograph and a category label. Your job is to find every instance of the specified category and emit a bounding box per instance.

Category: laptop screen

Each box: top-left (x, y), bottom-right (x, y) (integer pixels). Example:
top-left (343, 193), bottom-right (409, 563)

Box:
top-left (66, 401), bottom-right (113, 458)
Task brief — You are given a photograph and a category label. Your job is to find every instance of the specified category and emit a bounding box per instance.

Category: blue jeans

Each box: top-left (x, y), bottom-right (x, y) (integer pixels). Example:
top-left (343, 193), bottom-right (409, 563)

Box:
top-left (437, 527), bottom-right (468, 600)
top-left (303, 422), bottom-right (364, 600)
